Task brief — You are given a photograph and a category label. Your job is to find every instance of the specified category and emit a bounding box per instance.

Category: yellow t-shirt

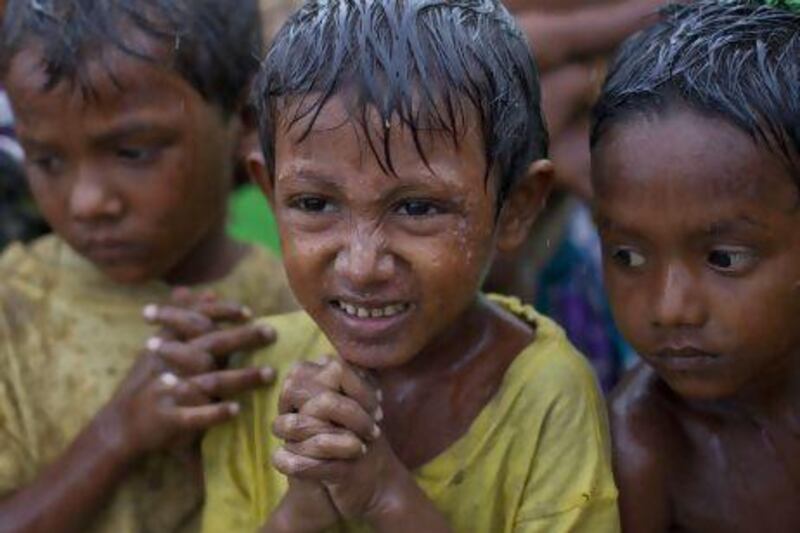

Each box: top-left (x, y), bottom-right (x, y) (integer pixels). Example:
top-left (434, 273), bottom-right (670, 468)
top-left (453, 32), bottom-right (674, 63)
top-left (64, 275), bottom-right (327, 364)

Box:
top-left (202, 296), bottom-right (620, 533)
top-left (0, 235), bottom-right (296, 533)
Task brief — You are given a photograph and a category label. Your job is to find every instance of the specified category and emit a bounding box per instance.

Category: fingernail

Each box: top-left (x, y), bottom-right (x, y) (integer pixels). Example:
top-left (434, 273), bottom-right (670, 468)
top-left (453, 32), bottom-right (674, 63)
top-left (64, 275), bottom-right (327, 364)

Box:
top-left (361, 443), bottom-right (368, 455)
top-left (260, 367), bottom-right (276, 382)
top-left (142, 304), bottom-right (159, 322)
top-left (242, 306), bottom-right (253, 319)
top-left (159, 372), bottom-right (179, 387)
top-left (374, 406), bottom-right (384, 422)
top-left (376, 389), bottom-right (384, 403)
top-left (372, 424), bottom-right (381, 439)
top-left (228, 403), bottom-right (240, 415)
top-left (146, 337), bottom-right (163, 353)
top-left (259, 324), bottom-right (275, 340)
top-left (316, 356), bottom-right (330, 365)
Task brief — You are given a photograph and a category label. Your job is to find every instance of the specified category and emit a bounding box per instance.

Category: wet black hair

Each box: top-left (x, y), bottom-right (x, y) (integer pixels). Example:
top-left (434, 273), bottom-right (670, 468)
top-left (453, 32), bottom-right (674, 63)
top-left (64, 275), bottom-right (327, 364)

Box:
top-left (254, 0), bottom-right (548, 207)
top-left (0, 0), bottom-right (264, 116)
top-left (592, 0), bottom-right (800, 184)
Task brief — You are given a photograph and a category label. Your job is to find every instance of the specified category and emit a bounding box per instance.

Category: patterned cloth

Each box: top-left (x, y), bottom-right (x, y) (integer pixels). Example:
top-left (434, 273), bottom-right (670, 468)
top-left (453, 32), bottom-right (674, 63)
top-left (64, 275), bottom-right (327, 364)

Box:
top-left (535, 203), bottom-right (636, 392)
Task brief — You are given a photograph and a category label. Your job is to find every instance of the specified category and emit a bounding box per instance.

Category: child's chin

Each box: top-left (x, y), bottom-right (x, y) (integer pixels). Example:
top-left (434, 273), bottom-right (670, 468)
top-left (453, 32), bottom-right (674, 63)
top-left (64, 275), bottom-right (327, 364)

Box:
top-left (333, 338), bottom-right (418, 370)
top-left (97, 264), bottom-right (155, 285)
top-left (660, 373), bottom-right (739, 403)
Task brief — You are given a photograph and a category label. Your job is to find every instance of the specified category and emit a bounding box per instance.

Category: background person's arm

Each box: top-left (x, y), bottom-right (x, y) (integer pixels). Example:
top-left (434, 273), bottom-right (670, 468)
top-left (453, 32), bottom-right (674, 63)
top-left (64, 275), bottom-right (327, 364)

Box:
top-left (516, 0), bottom-right (667, 72)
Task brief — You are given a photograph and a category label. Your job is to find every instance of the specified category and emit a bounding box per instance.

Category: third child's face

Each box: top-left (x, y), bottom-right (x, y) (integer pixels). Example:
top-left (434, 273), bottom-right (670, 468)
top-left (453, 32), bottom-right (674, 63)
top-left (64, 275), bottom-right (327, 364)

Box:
top-left (268, 98), bottom-right (498, 369)
top-left (594, 109), bottom-right (800, 401)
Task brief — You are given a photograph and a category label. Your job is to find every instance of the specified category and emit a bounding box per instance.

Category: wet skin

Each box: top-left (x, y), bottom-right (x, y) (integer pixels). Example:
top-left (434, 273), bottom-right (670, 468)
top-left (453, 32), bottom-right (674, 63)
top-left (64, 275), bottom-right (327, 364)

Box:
top-left (5, 42), bottom-right (247, 286)
top-left (593, 108), bottom-right (800, 532)
top-left (254, 95), bottom-right (553, 468)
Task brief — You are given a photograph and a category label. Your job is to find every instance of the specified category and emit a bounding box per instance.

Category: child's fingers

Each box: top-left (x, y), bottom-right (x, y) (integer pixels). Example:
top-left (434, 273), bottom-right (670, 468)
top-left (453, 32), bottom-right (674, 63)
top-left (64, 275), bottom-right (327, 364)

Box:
top-left (315, 358), bottom-right (381, 416)
top-left (273, 413), bottom-right (376, 443)
top-left (278, 361), bottom-right (331, 413)
top-left (272, 447), bottom-right (329, 478)
top-left (299, 391), bottom-right (380, 443)
top-left (170, 402), bottom-right (241, 431)
top-left (191, 300), bottom-right (254, 323)
top-left (188, 323), bottom-right (276, 358)
top-left (143, 304), bottom-right (215, 339)
top-left (148, 338), bottom-right (214, 375)
top-left (169, 287), bottom-right (197, 306)
top-left (153, 372), bottom-right (209, 407)
top-left (168, 375), bottom-right (211, 407)
top-left (189, 367), bottom-right (276, 398)
top-left (283, 433), bottom-right (366, 461)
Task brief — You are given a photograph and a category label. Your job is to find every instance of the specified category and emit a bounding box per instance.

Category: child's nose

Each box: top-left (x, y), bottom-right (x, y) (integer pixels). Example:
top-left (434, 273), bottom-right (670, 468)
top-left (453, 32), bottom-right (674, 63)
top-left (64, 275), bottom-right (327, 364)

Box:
top-left (334, 229), bottom-right (395, 288)
top-left (651, 264), bottom-right (707, 329)
top-left (69, 169), bottom-right (123, 222)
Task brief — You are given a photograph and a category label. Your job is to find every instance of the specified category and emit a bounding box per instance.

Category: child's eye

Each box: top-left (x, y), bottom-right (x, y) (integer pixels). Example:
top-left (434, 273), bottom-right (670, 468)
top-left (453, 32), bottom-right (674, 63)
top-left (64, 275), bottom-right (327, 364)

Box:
top-left (395, 200), bottom-right (443, 217)
top-left (290, 196), bottom-right (336, 213)
top-left (116, 146), bottom-right (157, 163)
top-left (29, 154), bottom-right (64, 175)
top-left (707, 248), bottom-right (757, 274)
top-left (610, 246), bottom-right (646, 269)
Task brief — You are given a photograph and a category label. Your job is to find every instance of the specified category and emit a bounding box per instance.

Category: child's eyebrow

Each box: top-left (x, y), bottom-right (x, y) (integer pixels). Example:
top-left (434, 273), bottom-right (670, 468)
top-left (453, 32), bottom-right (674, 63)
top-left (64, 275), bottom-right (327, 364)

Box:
top-left (91, 122), bottom-right (179, 146)
top-left (16, 136), bottom-right (57, 152)
top-left (704, 216), bottom-right (767, 236)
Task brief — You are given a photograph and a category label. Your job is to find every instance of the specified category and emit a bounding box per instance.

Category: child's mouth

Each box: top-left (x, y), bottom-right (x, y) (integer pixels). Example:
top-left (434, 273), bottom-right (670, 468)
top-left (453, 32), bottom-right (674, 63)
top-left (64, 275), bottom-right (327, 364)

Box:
top-left (327, 298), bottom-right (414, 341)
top-left (331, 299), bottom-right (411, 319)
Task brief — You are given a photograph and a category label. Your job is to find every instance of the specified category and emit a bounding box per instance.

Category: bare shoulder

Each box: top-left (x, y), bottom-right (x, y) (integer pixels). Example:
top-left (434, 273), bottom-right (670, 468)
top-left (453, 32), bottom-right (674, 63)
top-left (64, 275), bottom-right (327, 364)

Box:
top-left (610, 363), bottom-right (686, 446)
top-left (609, 362), bottom-right (687, 532)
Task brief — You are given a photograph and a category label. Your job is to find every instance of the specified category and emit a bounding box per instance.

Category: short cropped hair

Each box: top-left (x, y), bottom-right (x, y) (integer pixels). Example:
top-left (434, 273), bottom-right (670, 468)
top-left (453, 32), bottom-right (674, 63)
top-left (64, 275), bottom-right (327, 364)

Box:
top-left (592, 0), bottom-right (800, 181)
top-left (1, 0), bottom-right (264, 116)
top-left (254, 0), bottom-right (549, 207)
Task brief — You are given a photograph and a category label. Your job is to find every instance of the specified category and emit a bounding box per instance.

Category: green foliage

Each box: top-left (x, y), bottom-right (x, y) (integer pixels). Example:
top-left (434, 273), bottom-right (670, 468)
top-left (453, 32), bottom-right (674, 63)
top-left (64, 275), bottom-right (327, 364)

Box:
top-left (764, 0), bottom-right (800, 12)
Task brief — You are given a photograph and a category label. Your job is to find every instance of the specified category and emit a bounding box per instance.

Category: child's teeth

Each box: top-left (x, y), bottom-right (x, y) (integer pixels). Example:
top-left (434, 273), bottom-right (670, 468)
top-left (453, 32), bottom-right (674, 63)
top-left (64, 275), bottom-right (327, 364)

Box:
top-left (337, 301), bottom-right (407, 318)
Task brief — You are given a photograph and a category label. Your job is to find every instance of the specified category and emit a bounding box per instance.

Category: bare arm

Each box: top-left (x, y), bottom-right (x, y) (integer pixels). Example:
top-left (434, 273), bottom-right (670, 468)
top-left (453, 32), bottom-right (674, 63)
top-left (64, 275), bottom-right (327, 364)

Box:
top-left (518, 0), bottom-right (667, 71)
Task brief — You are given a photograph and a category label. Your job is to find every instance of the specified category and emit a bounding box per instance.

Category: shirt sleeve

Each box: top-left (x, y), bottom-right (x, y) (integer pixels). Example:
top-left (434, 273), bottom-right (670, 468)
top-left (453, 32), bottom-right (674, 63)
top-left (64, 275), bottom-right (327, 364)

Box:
top-left (513, 351), bottom-right (621, 533)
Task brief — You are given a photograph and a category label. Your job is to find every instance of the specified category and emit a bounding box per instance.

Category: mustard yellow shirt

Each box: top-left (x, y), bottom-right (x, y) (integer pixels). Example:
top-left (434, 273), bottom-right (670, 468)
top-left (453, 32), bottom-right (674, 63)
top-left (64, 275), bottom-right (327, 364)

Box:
top-left (202, 296), bottom-right (620, 533)
top-left (0, 235), bottom-right (296, 533)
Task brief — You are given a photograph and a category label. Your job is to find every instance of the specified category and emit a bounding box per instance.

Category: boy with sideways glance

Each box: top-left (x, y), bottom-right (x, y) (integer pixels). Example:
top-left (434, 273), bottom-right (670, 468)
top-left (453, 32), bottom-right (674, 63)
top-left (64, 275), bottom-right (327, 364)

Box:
top-left (0, 1), bottom-right (296, 531)
top-left (590, 1), bottom-right (800, 531)
top-left (200, 1), bottom-right (620, 532)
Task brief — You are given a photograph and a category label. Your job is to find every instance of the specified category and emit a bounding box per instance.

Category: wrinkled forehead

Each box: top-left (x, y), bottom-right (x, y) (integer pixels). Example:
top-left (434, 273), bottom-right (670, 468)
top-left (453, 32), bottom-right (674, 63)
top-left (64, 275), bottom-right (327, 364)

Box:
top-left (273, 93), bottom-right (493, 198)
top-left (275, 90), bottom-right (488, 174)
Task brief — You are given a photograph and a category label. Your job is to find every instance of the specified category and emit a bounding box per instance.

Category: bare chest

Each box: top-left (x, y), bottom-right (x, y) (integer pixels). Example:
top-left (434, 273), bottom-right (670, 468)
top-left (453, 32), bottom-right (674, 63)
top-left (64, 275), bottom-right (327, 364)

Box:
top-left (670, 422), bottom-right (800, 533)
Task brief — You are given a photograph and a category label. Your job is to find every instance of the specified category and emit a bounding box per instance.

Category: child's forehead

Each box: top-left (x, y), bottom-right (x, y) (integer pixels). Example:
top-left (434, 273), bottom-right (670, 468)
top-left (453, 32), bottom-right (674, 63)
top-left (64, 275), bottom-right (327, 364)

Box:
top-left (5, 42), bottom-right (202, 120)
top-left (593, 108), bottom-right (798, 211)
top-left (276, 93), bottom-right (489, 186)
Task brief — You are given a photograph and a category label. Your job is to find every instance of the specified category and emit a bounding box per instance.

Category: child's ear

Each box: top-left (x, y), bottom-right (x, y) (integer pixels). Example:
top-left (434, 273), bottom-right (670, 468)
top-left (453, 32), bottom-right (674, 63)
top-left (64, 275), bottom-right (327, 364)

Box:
top-left (246, 151), bottom-right (276, 207)
top-left (495, 159), bottom-right (554, 253)
top-left (235, 102), bottom-right (260, 172)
